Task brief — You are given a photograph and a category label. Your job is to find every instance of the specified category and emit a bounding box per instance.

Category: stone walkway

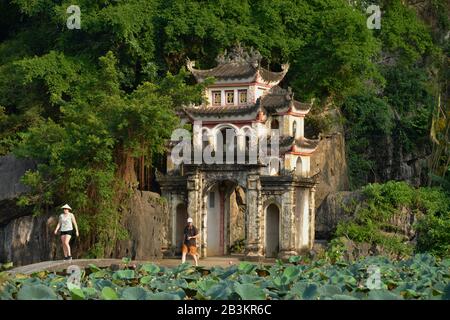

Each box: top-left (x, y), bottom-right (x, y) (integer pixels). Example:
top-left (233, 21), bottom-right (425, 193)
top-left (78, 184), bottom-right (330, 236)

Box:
top-left (9, 256), bottom-right (276, 275)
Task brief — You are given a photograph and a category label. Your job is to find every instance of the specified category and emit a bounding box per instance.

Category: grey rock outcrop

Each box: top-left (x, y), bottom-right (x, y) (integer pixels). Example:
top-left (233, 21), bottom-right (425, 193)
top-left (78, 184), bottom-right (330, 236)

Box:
top-left (315, 191), bottom-right (364, 239)
top-left (0, 213), bottom-right (60, 265)
top-left (114, 191), bottom-right (169, 260)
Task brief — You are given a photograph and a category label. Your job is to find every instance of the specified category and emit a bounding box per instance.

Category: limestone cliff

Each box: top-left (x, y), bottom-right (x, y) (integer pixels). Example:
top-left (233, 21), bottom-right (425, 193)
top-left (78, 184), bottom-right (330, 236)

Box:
top-left (310, 109), bottom-right (349, 209)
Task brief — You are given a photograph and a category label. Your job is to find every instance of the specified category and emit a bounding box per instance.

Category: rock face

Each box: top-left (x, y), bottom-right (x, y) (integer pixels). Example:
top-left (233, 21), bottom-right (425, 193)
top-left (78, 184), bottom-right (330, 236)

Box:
top-left (315, 191), bottom-right (363, 240)
top-left (374, 135), bottom-right (430, 186)
top-left (0, 155), bottom-right (36, 201)
top-left (310, 109), bottom-right (349, 210)
top-left (0, 212), bottom-right (60, 265)
top-left (114, 191), bottom-right (169, 260)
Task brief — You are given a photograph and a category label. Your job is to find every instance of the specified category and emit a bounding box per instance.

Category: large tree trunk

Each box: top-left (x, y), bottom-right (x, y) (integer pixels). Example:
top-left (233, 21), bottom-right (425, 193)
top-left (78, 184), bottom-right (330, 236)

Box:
top-left (115, 143), bottom-right (137, 186)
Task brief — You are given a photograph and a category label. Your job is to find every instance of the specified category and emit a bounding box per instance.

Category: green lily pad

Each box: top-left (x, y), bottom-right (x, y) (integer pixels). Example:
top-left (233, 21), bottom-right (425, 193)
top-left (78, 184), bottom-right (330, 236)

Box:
top-left (234, 283), bottom-right (265, 300)
top-left (318, 285), bottom-right (342, 296)
top-left (289, 256), bottom-right (301, 264)
top-left (121, 287), bottom-right (148, 300)
top-left (101, 287), bottom-right (118, 300)
top-left (204, 282), bottom-right (232, 300)
top-left (114, 270), bottom-right (135, 280)
top-left (67, 283), bottom-right (85, 300)
top-left (368, 289), bottom-right (402, 300)
top-left (302, 283), bottom-right (319, 300)
top-left (140, 263), bottom-right (160, 275)
top-left (146, 292), bottom-right (182, 300)
top-left (140, 275), bottom-right (152, 285)
top-left (238, 262), bottom-right (256, 274)
top-left (283, 266), bottom-right (300, 280)
top-left (17, 284), bottom-right (58, 300)
top-left (82, 287), bottom-right (98, 299)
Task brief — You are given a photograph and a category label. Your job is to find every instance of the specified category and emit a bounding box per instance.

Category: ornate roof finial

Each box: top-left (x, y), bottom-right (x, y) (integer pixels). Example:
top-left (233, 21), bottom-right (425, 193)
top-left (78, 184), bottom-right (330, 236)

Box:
top-left (186, 58), bottom-right (196, 72)
top-left (214, 43), bottom-right (262, 66)
top-left (216, 50), bottom-right (227, 64)
top-left (248, 47), bottom-right (262, 68)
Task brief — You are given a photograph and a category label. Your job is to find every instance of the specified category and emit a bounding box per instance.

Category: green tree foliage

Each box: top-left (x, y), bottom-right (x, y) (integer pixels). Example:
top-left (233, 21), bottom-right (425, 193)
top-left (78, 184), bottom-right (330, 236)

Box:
top-left (12, 51), bottom-right (194, 256)
top-left (341, 0), bottom-right (446, 188)
top-left (342, 93), bottom-right (393, 187)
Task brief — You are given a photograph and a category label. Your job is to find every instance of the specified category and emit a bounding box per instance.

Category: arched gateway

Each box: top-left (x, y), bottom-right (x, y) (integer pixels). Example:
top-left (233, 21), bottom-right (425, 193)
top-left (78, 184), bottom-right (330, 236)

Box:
top-left (158, 46), bottom-right (319, 259)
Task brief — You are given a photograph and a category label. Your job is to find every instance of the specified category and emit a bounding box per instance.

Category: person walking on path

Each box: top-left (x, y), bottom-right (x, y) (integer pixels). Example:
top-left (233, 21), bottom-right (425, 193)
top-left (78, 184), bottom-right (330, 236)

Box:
top-left (181, 217), bottom-right (200, 266)
top-left (54, 204), bottom-right (79, 261)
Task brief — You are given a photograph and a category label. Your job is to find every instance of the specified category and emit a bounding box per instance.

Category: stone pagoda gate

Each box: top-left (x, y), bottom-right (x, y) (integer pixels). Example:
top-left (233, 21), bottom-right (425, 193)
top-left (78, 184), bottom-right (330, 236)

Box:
top-left (158, 46), bottom-right (319, 259)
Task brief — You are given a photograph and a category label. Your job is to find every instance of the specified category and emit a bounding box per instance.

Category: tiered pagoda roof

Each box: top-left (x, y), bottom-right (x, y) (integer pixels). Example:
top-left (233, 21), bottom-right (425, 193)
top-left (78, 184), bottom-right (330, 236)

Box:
top-left (182, 86), bottom-right (312, 120)
top-left (187, 45), bottom-right (289, 84)
top-left (271, 135), bottom-right (320, 155)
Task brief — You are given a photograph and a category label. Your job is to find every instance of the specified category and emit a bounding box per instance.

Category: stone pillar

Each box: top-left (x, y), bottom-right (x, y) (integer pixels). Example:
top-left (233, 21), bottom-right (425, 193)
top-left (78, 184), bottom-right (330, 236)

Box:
top-left (245, 175), bottom-right (263, 258)
top-left (187, 173), bottom-right (202, 256)
top-left (279, 187), bottom-right (297, 259)
top-left (308, 186), bottom-right (316, 250)
top-left (297, 188), bottom-right (310, 252)
top-left (201, 193), bottom-right (208, 257)
top-left (168, 193), bottom-right (175, 252)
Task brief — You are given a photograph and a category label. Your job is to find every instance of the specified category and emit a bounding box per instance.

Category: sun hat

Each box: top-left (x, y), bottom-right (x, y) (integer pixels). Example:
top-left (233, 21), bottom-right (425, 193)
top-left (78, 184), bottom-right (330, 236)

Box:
top-left (61, 204), bottom-right (72, 211)
top-left (187, 217), bottom-right (193, 223)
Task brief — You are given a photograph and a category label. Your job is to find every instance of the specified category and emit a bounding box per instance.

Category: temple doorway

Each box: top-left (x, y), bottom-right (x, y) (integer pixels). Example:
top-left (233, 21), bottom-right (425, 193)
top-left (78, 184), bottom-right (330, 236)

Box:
top-left (175, 203), bottom-right (188, 255)
top-left (265, 204), bottom-right (280, 258)
top-left (205, 181), bottom-right (246, 256)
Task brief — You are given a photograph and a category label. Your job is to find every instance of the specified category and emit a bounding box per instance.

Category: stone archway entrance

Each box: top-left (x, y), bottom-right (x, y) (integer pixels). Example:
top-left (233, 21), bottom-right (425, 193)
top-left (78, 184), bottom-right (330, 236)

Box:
top-left (265, 204), bottom-right (280, 258)
top-left (175, 203), bottom-right (188, 255)
top-left (205, 180), bottom-right (246, 256)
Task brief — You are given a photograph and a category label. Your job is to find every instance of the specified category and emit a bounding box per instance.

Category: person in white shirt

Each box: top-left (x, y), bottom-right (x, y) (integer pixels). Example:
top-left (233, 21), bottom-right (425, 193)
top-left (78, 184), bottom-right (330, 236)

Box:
top-left (54, 204), bottom-right (79, 261)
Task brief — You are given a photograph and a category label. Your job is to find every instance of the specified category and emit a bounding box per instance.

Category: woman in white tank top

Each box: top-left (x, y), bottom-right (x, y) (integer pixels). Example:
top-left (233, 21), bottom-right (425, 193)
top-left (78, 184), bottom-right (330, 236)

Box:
top-left (54, 204), bottom-right (79, 261)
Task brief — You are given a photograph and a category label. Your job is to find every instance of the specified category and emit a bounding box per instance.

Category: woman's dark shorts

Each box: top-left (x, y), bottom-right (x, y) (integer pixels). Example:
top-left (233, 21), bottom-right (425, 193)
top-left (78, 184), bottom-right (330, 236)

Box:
top-left (60, 230), bottom-right (73, 236)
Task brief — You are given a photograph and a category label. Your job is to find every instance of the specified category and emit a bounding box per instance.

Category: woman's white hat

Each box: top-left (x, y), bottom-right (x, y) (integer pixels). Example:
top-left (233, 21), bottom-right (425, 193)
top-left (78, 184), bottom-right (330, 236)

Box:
top-left (187, 217), bottom-right (193, 223)
top-left (61, 204), bottom-right (72, 210)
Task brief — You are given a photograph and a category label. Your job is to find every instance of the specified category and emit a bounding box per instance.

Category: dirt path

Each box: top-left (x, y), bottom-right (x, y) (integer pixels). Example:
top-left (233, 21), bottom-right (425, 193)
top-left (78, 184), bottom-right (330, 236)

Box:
top-left (9, 256), bottom-right (275, 275)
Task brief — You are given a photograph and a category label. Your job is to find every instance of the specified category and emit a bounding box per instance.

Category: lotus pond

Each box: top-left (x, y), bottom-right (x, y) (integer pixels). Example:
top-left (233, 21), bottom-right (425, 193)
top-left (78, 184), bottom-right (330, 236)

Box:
top-left (1, 254), bottom-right (449, 300)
